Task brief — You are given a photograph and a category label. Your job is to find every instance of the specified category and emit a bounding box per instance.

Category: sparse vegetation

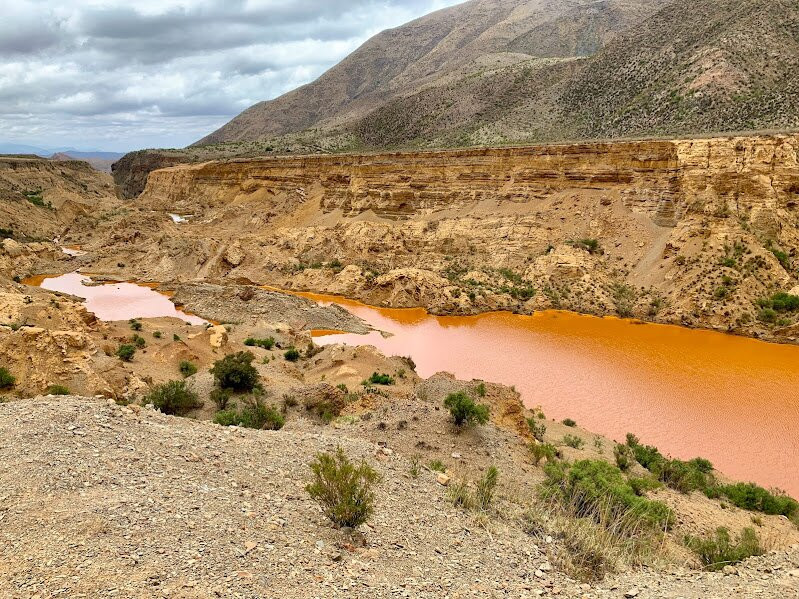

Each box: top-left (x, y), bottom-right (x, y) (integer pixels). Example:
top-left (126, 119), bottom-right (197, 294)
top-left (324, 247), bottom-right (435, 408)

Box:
top-left (284, 347), bottom-right (300, 362)
top-left (527, 417), bottom-right (546, 441)
top-left (179, 361), bottom-right (198, 378)
top-left (365, 372), bottom-right (394, 386)
top-left (46, 385), bottom-right (70, 396)
top-left (244, 337), bottom-right (276, 350)
top-left (147, 380), bottom-right (202, 416)
top-left (214, 397), bottom-right (284, 430)
top-left (0, 367), bottom-right (15, 389)
top-left (306, 447), bottom-right (378, 528)
top-left (530, 442), bottom-right (557, 465)
top-left (563, 434), bottom-right (585, 449)
top-left (562, 418), bottom-right (577, 427)
top-left (210, 387), bottom-right (232, 410)
top-left (129, 319), bottom-right (142, 331)
top-left (210, 351), bottom-right (259, 392)
top-left (684, 527), bottom-right (763, 571)
top-left (444, 392), bottom-right (489, 428)
top-left (428, 459), bottom-right (446, 472)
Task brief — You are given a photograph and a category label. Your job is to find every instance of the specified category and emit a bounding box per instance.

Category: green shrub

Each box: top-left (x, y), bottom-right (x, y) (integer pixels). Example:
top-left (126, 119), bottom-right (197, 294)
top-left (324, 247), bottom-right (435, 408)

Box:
top-left (46, 385), bottom-right (70, 396)
top-left (629, 476), bottom-right (661, 496)
top-left (210, 387), bottom-right (232, 410)
top-left (210, 351), bottom-right (259, 391)
top-left (116, 344), bottom-right (136, 362)
top-left (562, 418), bottom-right (577, 427)
top-left (173, 333), bottom-right (181, 342)
top-left (153, 331), bottom-right (162, 339)
top-left (214, 397), bottom-right (284, 430)
top-left (563, 434), bottom-right (585, 449)
top-left (713, 483), bottom-right (798, 518)
top-left (684, 527), bottom-right (763, 571)
top-left (0, 367), bottom-right (15, 389)
top-left (530, 442), bottom-right (557, 465)
top-left (244, 337), bottom-right (275, 350)
top-left (447, 480), bottom-right (474, 509)
top-left (614, 444), bottom-right (634, 471)
top-left (625, 435), bottom-right (713, 493)
top-left (306, 447), bottom-right (378, 527)
top-left (475, 382), bottom-right (487, 397)
top-left (758, 308), bottom-right (778, 323)
top-left (179, 361), bottom-right (198, 378)
top-left (366, 372), bottom-right (394, 386)
top-left (527, 417), bottom-right (546, 442)
top-left (542, 460), bottom-right (673, 532)
top-left (759, 292), bottom-right (799, 313)
top-left (284, 347), bottom-right (300, 362)
top-left (444, 392), bottom-right (489, 428)
top-left (147, 380), bottom-right (202, 416)
top-left (131, 334), bottom-right (146, 348)
top-left (129, 319), bottom-right (142, 331)
top-left (0, 228), bottom-right (13, 239)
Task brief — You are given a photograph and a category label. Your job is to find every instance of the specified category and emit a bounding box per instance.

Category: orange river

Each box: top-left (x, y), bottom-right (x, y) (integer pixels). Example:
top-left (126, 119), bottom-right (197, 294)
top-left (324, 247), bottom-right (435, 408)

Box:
top-left (299, 291), bottom-right (799, 497)
top-left (22, 273), bottom-right (799, 496)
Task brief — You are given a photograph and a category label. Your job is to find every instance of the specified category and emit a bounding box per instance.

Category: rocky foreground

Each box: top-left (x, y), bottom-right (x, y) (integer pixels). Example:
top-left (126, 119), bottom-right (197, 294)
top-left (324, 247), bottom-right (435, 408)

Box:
top-left (1, 397), bottom-right (797, 599)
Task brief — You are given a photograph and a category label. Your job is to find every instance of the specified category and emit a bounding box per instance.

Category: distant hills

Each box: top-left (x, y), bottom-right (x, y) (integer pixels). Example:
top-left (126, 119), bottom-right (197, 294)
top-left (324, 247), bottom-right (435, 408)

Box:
top-left (197, 0), bottom-right (799, 150)
top-left (0, 144), bottom-right (124, 173)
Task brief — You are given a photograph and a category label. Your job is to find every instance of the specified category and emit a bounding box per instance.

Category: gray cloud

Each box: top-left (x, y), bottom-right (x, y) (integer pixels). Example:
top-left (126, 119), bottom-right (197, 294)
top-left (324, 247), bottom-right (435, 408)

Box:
top-left (0, 0), bottom-right (463, 151)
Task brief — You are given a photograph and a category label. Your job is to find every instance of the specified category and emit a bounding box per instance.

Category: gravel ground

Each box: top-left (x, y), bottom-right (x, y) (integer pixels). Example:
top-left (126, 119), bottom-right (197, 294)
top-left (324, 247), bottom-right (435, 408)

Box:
top-left (1, 397), bottom-right (797, 599)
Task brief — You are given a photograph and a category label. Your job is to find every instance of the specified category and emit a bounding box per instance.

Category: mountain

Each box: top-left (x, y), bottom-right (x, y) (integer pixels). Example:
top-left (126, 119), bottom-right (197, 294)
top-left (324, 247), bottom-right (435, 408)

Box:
top-left (197, 0), bottom-right (799, 150)
top-left (197, 0), bottom-right (670, 146)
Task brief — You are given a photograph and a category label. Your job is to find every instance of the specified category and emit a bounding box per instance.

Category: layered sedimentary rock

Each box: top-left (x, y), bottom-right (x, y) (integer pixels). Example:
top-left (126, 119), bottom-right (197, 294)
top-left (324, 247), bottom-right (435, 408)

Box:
top-left (85, 134), bottom-right (799, 342)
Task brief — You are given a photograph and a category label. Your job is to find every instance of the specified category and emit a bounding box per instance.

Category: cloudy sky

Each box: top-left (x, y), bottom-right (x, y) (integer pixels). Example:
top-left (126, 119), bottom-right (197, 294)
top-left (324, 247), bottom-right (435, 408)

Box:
top-left (0, 0), bottom-right (463, 152)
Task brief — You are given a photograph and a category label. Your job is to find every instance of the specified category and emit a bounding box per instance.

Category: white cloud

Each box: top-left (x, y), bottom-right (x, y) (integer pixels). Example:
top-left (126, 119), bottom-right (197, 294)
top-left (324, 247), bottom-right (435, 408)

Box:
top-left (0, 0), bottom-right (465, 151)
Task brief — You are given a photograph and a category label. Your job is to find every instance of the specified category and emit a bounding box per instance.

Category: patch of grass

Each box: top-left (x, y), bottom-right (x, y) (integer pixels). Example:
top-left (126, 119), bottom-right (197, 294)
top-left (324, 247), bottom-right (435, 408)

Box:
top-left (428, 459), bottom-right (446, 472)
top-left (210, 351), bottom-right (259, 392)
top-left (179, 361), bottom-right (198, 378)
top-left (409, 455), bottom-right (422, 478)
top-left (284, 347), bottom-right (300, 362)
top-left (24, 190), bottom-right (52, 209)
top-left (244, 337), bottom-right (275, 350)
top-left (147, 380), bottom-right (202, 416)
top-left (571, 238), bottom-right (602, 255)
top-left (153, 331), bottom-right (162, 339)
top-left (447, 480), bottom-right (474, 509)
top-left (306, 447), bottom-right (378, 528)
top-left (562, 418), bottom-right (577, 427)
top-left (444, 392), bottom-right (489, 428)
top-left (0, 367), bottom-right (15, 390)
top-left (46, 385), bottom-right (70, 396)
top-left (684, 527), bottom-right (763, 571)
top-left (116, 344), bottom-right (136, 362)
top-left (214, 397), bottom-right (284, 430)
top-left (475, 466), bottom-right (499, 510)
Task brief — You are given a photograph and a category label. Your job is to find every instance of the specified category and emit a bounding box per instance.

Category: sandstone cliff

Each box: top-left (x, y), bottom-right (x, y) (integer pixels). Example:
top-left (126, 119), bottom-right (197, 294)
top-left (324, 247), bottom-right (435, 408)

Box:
top-left (85, 133), bottom-right (799, 342)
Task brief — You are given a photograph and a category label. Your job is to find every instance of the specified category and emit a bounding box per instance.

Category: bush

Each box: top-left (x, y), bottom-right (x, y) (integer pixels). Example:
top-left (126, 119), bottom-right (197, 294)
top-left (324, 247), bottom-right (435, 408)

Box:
top-left (759, 292), bottom-right (799, 313)
top-left (214, 397), bottom-right (284, 430)
top-left (563, 434), bottom-right (585, 449)
top-left (625, 435), bottom-right (713, 493)
top-left (244, 337), bottom-right (275, 350)
top-left (562, 418), bottom-right (577, 427)
top-left (116, 344), bottom-right (136, 362)
top-left (179, 361), bottom-right (198, 378)
top-left (284, 348), bottom-right (300, 362)
top-left (714, 483), bottom-right (798, 518)
top-left (530, 442), bottom-right (557, 465)
top-left (306, 447), bottom-right (378, 528)
top-left (210, 387), bottom-right (232, 410)
top-left (366, 372), bottom-right (394, 386)
top-left (153, 331), bottom-right (162, 339)
top-left (527, 417), bottom-right (546, 442)
top-left (131, 334), bottom-right (146, 348)
top-left (0, 367), bottom-right (15, 389)
top-left (542, 460), bottom-right (673, 532)
top-left (147, 380), bottom-right (202, 416)
top-left (129, 319), bottom-right (142, 331)
top-left (46, 385), bottom-right (70, 396)
top-left (614, 444), bottom-right (634, 471)
top-left (210, 351), bottom-right (259, 391)
top-left (444, 392), bottom-right (489, 428)
top-left (684, 527), bottom-right (763, 571)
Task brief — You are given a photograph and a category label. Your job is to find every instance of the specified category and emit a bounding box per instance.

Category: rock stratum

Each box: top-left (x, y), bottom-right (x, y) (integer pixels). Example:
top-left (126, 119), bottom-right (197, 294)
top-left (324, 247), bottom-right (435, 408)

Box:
top-left (90, 133), bottom-right (799, 343)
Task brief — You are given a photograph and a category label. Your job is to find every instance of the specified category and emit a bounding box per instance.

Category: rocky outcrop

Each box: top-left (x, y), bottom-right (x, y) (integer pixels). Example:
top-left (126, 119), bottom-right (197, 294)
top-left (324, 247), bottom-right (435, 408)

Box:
top-left (111, 149), bottom-right (194, 199)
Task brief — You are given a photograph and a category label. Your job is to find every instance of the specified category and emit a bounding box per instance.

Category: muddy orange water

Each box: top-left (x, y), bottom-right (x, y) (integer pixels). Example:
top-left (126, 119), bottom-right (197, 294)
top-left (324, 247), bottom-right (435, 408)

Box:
top-left (24, 273), bottom-right (206, 325)
top-left (299, 291), bottom-right (799, 496)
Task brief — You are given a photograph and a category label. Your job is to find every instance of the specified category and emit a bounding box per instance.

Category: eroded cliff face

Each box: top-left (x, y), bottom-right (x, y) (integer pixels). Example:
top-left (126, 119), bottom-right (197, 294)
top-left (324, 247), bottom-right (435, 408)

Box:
top-left (83, 134), bottom-right (799, 341)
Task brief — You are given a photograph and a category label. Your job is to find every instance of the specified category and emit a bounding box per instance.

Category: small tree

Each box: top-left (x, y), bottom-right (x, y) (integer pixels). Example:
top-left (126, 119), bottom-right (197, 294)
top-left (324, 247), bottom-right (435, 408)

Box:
top-left (284, 348), bottom-right (300, 362)
top-left (306, 447), bottom-right (378, 528)
top-left (0, 367), bottom-right (16, 389)
top-left (444, 392), bottom-right (489, 428)
top-left (210, 351), bottom-right (259, 391)
top-left (147, 380), bottom-right (202, 416)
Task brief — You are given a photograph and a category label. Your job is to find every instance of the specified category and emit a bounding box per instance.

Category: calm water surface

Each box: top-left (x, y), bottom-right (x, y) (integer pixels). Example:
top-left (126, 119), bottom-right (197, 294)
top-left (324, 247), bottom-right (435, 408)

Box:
top-left (25, 273), bottom-right (206, 325)
top-left (300, 291), bottom-right (799, 496)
